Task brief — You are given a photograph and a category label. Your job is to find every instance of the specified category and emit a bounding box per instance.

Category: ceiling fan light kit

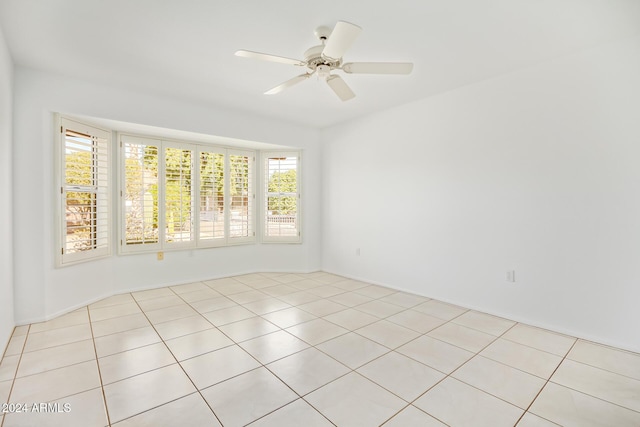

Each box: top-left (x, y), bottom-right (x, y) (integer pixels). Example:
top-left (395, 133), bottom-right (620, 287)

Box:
top-left (235, 20), bottom-right (413, 101)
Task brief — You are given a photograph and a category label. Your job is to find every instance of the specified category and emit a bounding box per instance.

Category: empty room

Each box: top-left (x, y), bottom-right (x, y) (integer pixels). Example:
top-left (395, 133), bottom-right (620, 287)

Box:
top-left (1, 1), bottom-right (639, 426)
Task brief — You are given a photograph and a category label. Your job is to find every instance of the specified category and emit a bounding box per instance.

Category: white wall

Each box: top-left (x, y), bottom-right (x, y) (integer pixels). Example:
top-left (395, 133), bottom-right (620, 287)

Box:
top-left (0, 25), bottom-right (14, 352)
top-left (322, 36), bottom-right (640, 352)
top-left (13, 67), bottom-right (321, 324)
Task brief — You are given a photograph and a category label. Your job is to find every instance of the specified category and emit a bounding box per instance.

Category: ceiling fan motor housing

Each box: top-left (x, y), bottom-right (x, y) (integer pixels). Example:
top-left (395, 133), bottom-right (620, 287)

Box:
top-left (304, 45), bottom-right (341, 71)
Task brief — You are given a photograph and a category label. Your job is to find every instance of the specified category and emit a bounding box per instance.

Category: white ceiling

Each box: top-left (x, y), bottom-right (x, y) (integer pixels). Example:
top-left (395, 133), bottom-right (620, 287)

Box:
top-left (1, 0), bottom-right (639, 129)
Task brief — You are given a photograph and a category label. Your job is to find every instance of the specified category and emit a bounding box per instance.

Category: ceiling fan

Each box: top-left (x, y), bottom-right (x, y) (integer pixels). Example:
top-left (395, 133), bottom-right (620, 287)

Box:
top-left (235, 21), bottom-right (413, 101)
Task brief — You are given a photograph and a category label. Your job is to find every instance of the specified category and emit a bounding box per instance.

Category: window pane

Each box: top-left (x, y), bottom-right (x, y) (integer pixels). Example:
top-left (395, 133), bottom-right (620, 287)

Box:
top-left (64, 130), bottom-right (93, 186)
top-left (124, 143), bottom-right (159, 245)
top-left (199, 151), bottom-right (224, 241)
top-left (229, 154), bottom-right (253, 238)
top-left (65, 191), bottom-right (96, 253)
top-left (265, 156), bottom-right (298, 237)
top-left (165, 147), bottom-right (193, 243)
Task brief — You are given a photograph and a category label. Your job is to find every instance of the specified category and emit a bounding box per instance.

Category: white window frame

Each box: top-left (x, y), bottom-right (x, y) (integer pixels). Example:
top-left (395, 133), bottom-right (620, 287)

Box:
top-left (119, 133), bottom-right (256, 253)
top-left (56, 116), bottom-right (111, 266)
top-left (262, 151), bottom-right (302, 243)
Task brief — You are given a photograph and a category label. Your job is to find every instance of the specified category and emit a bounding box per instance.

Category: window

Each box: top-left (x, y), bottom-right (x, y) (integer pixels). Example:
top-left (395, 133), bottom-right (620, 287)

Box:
top-left (263, 152), bottom-right (301, 243)
top-left (58, 117), bottom-right (111, 265)
top-left (120, 134), bottom-right (255, 252)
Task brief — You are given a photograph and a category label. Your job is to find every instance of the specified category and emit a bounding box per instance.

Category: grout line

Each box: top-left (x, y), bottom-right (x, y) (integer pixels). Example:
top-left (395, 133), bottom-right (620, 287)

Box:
top-left (0, 324), bottom-right (31, 427)
top-left (87, 305), bottom-right (113, 427)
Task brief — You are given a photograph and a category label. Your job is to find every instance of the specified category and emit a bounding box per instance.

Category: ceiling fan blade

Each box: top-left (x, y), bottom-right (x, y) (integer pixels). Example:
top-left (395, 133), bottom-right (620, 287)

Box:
top-left (235, 50), bottom-right (305, 66)
top-left (322, 21), bottom-right (362, 61)
top-left (264, 73), bottom-right (311, 95)
top-left (342, 62), bottom-right (414, 75)
top-left (326, 75), bottom-right (355, 101)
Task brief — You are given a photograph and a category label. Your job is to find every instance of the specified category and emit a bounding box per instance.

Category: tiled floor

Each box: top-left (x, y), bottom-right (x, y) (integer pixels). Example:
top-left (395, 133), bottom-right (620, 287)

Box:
top-left (1, 272), bottom-right (640, 426)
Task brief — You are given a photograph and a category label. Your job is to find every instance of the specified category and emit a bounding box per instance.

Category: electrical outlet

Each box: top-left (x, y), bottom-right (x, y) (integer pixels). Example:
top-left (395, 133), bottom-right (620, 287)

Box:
top-left (157, 252), bottom-right (164, 261)
top-left (506, 270), bottom-right (516, 282)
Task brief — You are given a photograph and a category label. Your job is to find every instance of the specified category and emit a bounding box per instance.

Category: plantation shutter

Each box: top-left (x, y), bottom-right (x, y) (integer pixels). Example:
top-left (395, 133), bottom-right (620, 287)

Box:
top-left (228, 150), bottom-right (255, 244)
top-left (197, 148), bottom-right (225, 246)
top-left (60, 118), bottom-right (110, 265)
top-left (263, 152), bottom-right (301, 243)
top-left (121, 135), bottom-right (161, 251)
top-left (163, 143), bottom-right (195, 247)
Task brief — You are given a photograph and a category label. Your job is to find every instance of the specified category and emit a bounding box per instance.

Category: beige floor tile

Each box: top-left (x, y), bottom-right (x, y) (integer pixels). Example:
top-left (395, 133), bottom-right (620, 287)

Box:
top-left (286, 318), bottom-right (348, 346)
top-left (427, 322), bottom-right (496, 353)
top-left (312, 273), bottom-right (348, 285)
top-left (98, 342), bottom-right (175, 384)
top-left (283, 279), bottom-right (323, 291)
top-left (306, 285), bottom-right (347, 298)
top-left (261, 284), bottom-right (299, 297)
top-left (153, 314), bottom-right (213, 340)
top-left (451, 310), bottom-right (516, 336)
top-left (201, 367), bottom-right (298, 427)
top-left (317, 332), bottom-right (389, 369)
top-left (175, 288), bottom-right (222, 302)
top-left (113, 392), bottom-right (221, 427)
top-left (226, 290), bottom-right (270, 305)
top-left (516, 412), bottom-right (561, 427)
top-left (382, 405), bottom-right (447, 427)
top-left (411, 300), bottom-right (468, 320)
top-left (261, 307), bottom-right (317, 329)
top-left (567, 340), bottom-right (640, 381)
top-left (502, 324), bottom-right (576, 356)
top-left (104, 364), bottom-right (196, 423)
top-left (354, 285), bottom-right (397, 299)
top-left (11, 325), bottom-right (30, 337)
top-left (3, 387), bottom-right (108, 427)
top-left (91, 313), bottom-right (150, 337)
top-left (202, 305), bottom-right (256, 326)
top-left (243, 297), bottom-right (291, 315)
top-left (89, 302), bottom-right (141, 322)
top-left (297, 299), bottom-right (348, 317)
top-left (323, 308), bottom-right (379, 330)
top-left (306, 372), bottom-right (406, 427)
top-left (240, 330), bottom-right (309, 364)
top-left (480, 338), bottom-right (562, 379)
top-left (165, 328), bottom-right (233, 361)
top-left (204, 277), bottom-right (241, 288)
top-left (529, 382), bottom-right (640, 427)
top-left (550, 359), bottom-right (640, 412)
top-left (170, 281), bottom-right (211, 294)
top-left (266, 347), bottom-right (349, 395)
top-left (29, 310), bottom-right (89, 334)
top-left (397, 335), bottom-right (474, 374)
top-left (356, 300), bottom-right (406, 318)
top-left (23, 323), bottom-right (93, 352)
top-left (414, 377), bottom-right (523, 427)
top-left (4, 334), bottom-right (27, 356)
top-left (0, 379), bottom-right (11, 404)
top-left (452, 355), bottom-right (546, 409)
top-left (219, 316), bottom-right (280, 342)
top-left (89, 293), bottom-right (134, 309)
top-left (0, 354), bottom-right (19, 381)
top-left (132, 287), bottom-right (175, 301)
top-left (378, 291), bottom-right (429, 308)
top-left (144, 304), bottom-right (198, 324)
top-left (17, 339), bottom-right (96, 378)
top-left (190, 295), bottom-right (237, 313)
top-left (358, 351), bottom-right (445, 401)
top-left (11, 360), bottom-right (101, 403)
top-left (386, 310), bottom-right (446, 334)
top-left (269, 273), bottom-right (305, 284)
top-left (248, 398), bottom-right (334, 426)
top-left (331, 279), bottom-right (370, 291)
top-left (211, 282), bottom-right (253, 295)
top-left (278, 290), bottom-right (321, 305)
top-left (328, 291), bottom-right (373, 307)
top-left (356, 320), bottom-right (421, 349)
top-left (180, 345), bottom-right (260, 389)
top-left (136, 294), bottom-right (185, 311)
top-left (93, 326), bottom-right (161, 358)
